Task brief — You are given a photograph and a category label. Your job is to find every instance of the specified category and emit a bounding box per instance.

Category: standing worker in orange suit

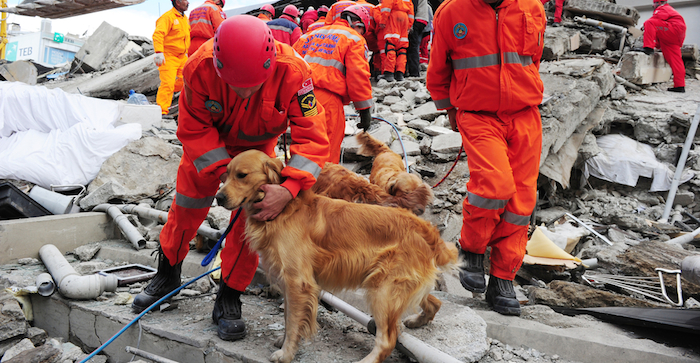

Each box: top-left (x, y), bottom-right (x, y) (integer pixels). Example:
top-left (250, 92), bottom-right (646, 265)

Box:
top-left (294, 4), bottom-right (374, 164)
top-left (257, 4), bottom-right (275, 22)
top-left (132, 15), bottom-right (330, 341)
top-left (427, 0), bottom-right (546, 316)
top-left (307, 5), bottom-right (329, 32)
top-left (643, 0), bottom-right (687, 93)
top-left (377, 0), bottom-right (414, 82)
top-left (267, 5), bottom-right (302, 45)
top-left (188, 0), bottom-right (226, 56)
top-left (153, 0), bottom-right (191, 116)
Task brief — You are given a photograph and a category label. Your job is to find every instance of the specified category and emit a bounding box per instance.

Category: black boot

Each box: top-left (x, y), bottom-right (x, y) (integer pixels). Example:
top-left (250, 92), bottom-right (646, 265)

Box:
top-left (394, 71), bottom-right (404, 81)
top-left (212, 283), bottom-right (246, 341)
top-left (458, 249), bottom-right (486, 293)
top-left (485, 275), bottom-right (521, 316)
top-left (132, 250), bottom-right (182, 313)
top-left (383, 71), bottom-right (395, 82)
top-left (668, 86), bottom-right (685, 93)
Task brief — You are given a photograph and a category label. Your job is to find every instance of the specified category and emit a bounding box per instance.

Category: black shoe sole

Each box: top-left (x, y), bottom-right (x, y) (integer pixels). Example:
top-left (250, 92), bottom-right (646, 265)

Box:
top-left (460, 279), bottom-right (486, 294)
top-left (218, 329), bottom-right (247, 341)
top-left (490, 304), bottom-right (521, 316)
top-left (131, 297), bottom-right (171, 313)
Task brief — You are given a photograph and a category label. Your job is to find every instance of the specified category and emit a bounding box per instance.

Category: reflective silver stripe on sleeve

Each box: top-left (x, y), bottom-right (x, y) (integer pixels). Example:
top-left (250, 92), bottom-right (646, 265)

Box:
top-left (175, 192), bottom-right (215, 209)
top-left (452, 53), bottom-right (500, 70)
top-left (203, 3), bottom-right (219, 10)
top-left (502, 210), bottom-right (531, 226)
top-left (433, 98), bottom-right (452, 109)
top-left (381, 7), bottom-right (391, 12)
top-left (353, 99), bottom-right (374, 109)
top-left (503, 52), bottom-right (533, 67)
top-left (408, 14), bottom-right (415, 19)
top-left (400, 37), bottom-right (409, 42)
top-left (384, 33), bottom-right (400, 39)
top-left (312, 27), bottom-right (361, 42)
top-left (304, 55), bottom-right (346, 75)
top-left (268, 25), bottom-right (294, 34)
top-left (287, 154), bottom-right (322, 179)
top-left (467, 191), bottom-right (508, 210)
top-left (193, 147), bottom-right (230, 173)
top-left (190, 19), bottom-right (213, 25)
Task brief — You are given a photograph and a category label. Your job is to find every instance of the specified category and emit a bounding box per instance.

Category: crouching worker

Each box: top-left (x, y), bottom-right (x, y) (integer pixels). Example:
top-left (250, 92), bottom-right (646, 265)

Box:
top-left (294, 4), bottom-right (374, 164)
top-left (132, 15), bottom-right (330, 342)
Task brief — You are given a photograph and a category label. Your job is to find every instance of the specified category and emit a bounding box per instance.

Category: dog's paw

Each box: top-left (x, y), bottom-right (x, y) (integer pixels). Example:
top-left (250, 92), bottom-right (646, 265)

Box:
top-left (269, 349), bottom-right (292, 363)
top-left (273, 335), bottom-right (285, 348)
top-left (403, 313), bottom-right (429, 328)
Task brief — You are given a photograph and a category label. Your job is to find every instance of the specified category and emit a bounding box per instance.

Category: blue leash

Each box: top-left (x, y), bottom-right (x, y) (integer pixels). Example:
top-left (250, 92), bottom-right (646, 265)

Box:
top-left (201, 208), bottom-right (241, 266)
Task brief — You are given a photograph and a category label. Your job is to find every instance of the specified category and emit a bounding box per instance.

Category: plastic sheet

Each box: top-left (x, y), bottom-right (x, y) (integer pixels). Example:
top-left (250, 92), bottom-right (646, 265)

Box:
top-left (0, 82), bottom-right (141, 189)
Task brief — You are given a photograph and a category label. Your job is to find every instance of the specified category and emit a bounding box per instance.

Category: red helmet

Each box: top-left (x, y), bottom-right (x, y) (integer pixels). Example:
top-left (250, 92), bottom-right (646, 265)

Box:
top-left (282, 4), bottom-right (299, 18)
top-left (260, 4), bottom-right (275, 16)
top-left (341, 4), bottom-right (370, 31)
top-left (213, 15), bottom-right (276, 87)
top-left (318, 5), bottom-right (329, 14)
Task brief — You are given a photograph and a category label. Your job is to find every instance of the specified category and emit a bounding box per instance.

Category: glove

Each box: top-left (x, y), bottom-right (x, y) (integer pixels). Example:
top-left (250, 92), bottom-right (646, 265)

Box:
top-left (154, 53), bottom-right (165, 67)
top-left (357, 108), bottom-right (372, 132)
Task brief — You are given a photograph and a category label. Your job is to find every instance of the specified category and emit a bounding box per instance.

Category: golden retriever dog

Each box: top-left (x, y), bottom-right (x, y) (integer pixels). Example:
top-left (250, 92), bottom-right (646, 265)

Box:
top-left (356, 132), bottom-right (434, 215)
top-left (215, 150), bottom-right (458, 363)
top-left (312, 162), bottom-right (425, 214)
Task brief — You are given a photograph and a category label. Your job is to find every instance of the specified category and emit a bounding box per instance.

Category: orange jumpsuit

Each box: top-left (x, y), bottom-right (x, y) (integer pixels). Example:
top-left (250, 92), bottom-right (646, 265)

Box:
top-left (378, 0), bottom-right (413, 74)
top-left (188, 0), bottom-right (226, 56)
top-left (258, 13), bottom-right (272, 22)
top-left (160, 40), bottom-right (330, 291)
top-left (153, 8), bottom-right (190, 115)
top-left (325, 0), bottom-right (357, 25)
top-left (427, 0), bottom-right (545, 281)
top-left (294, 19), bottom-right (373, 164)
top-left (307, 16), bottom-right (327, 32)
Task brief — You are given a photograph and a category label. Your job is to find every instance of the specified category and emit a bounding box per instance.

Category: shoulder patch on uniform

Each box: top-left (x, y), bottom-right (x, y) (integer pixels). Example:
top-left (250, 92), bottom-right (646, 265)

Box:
top-left (205, 100), bottom-right (223, 113)
top-left (298, 89), bottom-right (318, 117)
top-left (453, 23), bottom-right (467, 39)
top-left (298, 78), bottom-right (314, 96)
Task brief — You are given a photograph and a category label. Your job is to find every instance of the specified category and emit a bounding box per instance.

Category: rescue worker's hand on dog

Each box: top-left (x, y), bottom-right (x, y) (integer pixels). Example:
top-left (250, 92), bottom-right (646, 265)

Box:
top-left (251, 184), bottom-right (293, 221)
top-left (357, 108), bottom-right (372, 131)
top-left (154, 53), bottom-right (166, 67)
top-left (448, 108), bottom-right (458, 132)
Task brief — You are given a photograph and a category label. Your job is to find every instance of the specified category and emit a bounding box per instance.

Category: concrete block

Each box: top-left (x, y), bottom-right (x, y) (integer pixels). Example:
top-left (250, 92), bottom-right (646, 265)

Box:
top-left (116, 103), bottom-right (162, 130)
top-left (564, 0), bottom-right (640, 26)
top-left (29, 295), bottom-right (70, 340)
top-left (682, 44), bottom-right (698, 61)
top-left (0, 60), bottom-right (38, 85)
top-left (70, 309), bottom-right (100, 348)
top-left (619, 51), bottom-right (672, 85)
top-left (0, 213), bottom-right (120, 264)
top-left (543, 27), bottom-right (581, 60)
top-left (73, 21), bottom-right (129, 73)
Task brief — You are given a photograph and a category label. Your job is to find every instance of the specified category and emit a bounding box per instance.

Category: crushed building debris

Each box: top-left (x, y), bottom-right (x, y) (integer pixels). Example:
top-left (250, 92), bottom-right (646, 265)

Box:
top-left (1, 2), bottom-right (700, 363)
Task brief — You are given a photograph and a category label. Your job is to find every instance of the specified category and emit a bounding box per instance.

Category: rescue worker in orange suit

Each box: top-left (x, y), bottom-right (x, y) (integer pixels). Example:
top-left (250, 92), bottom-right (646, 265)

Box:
top-left (540, 0), bottom-right (564, 25)
top-left (257, 3), bottom-right (275, 22)
top-left (153, 0), bottom-right (190, 116)
top-left (643, 0), bottom-right (687, 93)
top-left (294, 5), bottom-right (374, 164)
top-left (267, 5), bottom-right (302, 46)
top-left (188, 0), bottom-right (226, 56)
top-left (300, 6), bottom-right (318, 33)
top-left (132, 15), bottom-right (330, 341)
top-left (427, 0), bottom-right (546, 316)
top-left (377, 0), bottom-right (414, 82)
top-left (307, 5), bottom-right (329, 32)
top-left (325, 0), bottom-right (356, 25)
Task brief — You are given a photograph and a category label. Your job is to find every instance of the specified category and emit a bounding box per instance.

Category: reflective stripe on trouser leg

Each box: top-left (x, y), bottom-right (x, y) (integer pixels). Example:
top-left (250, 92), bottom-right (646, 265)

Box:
top-left (315, 88), bottom-right (345, 164)
top-left (459, 108), bottom-right (541, 280)
top-left (156, 53), bottom-right (187, 114)
top-left (221, 208), bottom-right (260, 291)
top-left (160, 155), bottom-right (220, 265)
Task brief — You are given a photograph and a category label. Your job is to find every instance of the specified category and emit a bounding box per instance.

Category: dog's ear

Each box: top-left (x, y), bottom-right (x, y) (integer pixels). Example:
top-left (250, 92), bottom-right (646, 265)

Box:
top-left (264, 157), bottom-right (284, 184)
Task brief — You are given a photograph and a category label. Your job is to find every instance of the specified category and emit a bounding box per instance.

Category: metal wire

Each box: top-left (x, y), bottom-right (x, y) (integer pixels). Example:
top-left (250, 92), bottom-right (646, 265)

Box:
top-left (582, 269), bottom-right (683, 306)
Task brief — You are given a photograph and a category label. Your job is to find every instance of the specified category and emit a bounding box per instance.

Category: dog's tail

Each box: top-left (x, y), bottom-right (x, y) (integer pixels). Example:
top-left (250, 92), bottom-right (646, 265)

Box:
top-left (356, 131), bottom-right (393, 158)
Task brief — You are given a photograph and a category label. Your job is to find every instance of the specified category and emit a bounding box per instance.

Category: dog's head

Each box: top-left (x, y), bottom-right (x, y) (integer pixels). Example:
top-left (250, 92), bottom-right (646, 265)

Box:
top-left (388, 173), bottom-right (434, 215)
top-left (215, 150), bottom-right (284, 210)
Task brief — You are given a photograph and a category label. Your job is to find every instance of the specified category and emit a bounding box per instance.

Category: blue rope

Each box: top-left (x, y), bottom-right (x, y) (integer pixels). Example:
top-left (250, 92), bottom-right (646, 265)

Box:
top-left (348, 114), bottom-right (410, 172)
top-left (201, 208), bottom-right (241, 266)
top-left (78, 266), bottom-right (221, 363)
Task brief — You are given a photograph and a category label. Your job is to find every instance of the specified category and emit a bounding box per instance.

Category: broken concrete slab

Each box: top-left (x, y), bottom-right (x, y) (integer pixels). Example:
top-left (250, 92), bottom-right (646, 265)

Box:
top-left (564, 0), bottom-right (640, 26)
top-left (72, 21), bottom-right (129, 73)
top-left (619, 51), bottom-right (672, 85)
top-left (0, 61), bottom-right (38, 86)
top-left (543, 27), bottom-right (582, 61)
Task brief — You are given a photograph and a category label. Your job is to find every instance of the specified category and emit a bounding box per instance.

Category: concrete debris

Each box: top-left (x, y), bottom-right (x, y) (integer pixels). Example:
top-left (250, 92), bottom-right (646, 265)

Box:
top-left (562, 0), bottom-right (640, 26)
